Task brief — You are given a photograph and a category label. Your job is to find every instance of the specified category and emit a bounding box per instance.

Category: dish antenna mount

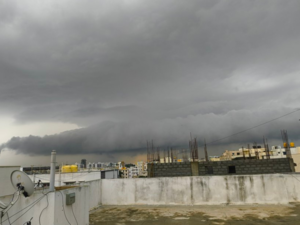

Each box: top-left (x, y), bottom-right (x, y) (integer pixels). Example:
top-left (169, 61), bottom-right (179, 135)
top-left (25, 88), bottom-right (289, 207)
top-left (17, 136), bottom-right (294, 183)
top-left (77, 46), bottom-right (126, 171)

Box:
top-left (11, 170), bottom-right (34, 197)
top-left (0, 170), bottom-right (34, 210)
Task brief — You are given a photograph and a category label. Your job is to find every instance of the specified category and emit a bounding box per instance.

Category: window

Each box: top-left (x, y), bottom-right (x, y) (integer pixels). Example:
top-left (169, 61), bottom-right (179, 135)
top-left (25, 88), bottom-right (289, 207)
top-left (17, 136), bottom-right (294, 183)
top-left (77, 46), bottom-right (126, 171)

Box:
top-left (228, 166), bottom-right (236, 174)
top-left (232, 153), bottom-right (235, 156)
top-left (237, 153), bottom-right (240, 155)
top-left (205, 166), bottom-right (214, 174)
top-left (101, 171), bottom-right (106, 179)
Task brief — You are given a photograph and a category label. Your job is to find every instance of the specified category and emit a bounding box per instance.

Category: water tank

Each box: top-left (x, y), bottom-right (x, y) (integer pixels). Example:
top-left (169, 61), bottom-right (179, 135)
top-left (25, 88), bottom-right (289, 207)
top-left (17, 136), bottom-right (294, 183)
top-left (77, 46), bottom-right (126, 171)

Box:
top-left (71, 165), bottom-right (78, 172)
top-left (62, 165), bottom-right (72, 173)
top-left (290, 142), bottom-right (295, 147)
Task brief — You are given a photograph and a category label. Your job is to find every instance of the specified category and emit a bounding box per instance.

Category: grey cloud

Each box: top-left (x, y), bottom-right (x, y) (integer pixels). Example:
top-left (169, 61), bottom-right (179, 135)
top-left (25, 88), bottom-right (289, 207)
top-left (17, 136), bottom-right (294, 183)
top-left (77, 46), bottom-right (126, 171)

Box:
top-left (1, 0), bottom-right (300, 156)
top-left (1, 107), bottom-right (299, 156)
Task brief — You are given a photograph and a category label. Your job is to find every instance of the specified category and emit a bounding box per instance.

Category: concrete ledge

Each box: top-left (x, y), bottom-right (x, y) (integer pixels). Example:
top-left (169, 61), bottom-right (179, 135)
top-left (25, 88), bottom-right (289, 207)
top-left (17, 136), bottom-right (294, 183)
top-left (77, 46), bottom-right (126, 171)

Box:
top-left (101, 173), bottom-right (300, 205)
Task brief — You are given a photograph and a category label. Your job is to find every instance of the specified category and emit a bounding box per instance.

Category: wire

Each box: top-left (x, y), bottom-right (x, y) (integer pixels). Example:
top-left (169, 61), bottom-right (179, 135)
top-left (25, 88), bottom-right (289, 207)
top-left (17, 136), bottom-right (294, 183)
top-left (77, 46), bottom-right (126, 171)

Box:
top-left (5, 192), bottom-right (20, 214)
top-left (7, 212), bottom-right (11, 225)
top-left (9, 201), bottom-right (38, 225)
top-left (1, 191), bottom-right (20, 224)
top-left (23, 218), bottom-right (33, 225)
top-left (39, 193), bottom-right (49, 225)
top-left (206, 108), bottom-right (300, 145)
top-left (8, 193), bottom-right (50, 225)
top-left (71, 204), bottom-right (78, 225)
top-left (0, 191), bottom-right (17, 210)
top-left (2, 192), bottom-right (49, 224)
top-left (58, 191), bottom-right (71, 225)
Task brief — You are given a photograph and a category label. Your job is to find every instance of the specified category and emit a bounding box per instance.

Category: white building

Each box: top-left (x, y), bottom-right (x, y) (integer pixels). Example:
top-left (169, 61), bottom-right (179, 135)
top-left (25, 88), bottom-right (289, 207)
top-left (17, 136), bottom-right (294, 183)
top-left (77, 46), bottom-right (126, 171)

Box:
top-left (128, 166), bottom-right (139, 178)
top-left (136, 161), bottom-right (145, 173)
top-left (118, 161), bottom-right (125, 170)
top-left (269, 145), bottom-right (300, 172)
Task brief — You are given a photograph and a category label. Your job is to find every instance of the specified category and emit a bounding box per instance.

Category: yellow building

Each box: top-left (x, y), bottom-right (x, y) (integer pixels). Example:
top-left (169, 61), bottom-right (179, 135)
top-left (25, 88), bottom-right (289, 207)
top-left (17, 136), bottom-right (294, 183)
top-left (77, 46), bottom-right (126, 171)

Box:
top-left (210, 157), bottom-right (221, 162)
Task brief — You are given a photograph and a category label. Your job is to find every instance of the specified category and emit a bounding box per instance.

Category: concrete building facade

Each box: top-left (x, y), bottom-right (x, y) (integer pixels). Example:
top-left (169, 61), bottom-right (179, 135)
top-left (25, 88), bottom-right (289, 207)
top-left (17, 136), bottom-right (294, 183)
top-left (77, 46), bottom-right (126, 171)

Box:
top-left (148, 158), bottom-right (295, 177)
top-left (128, 166), bottom-right (139, 178)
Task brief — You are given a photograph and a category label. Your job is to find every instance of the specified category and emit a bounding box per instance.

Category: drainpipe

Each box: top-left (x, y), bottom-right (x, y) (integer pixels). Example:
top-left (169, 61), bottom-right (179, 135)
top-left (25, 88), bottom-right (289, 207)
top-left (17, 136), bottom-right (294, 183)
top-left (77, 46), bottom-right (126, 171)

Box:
top-left (49, 150), bottom-right (56, 192)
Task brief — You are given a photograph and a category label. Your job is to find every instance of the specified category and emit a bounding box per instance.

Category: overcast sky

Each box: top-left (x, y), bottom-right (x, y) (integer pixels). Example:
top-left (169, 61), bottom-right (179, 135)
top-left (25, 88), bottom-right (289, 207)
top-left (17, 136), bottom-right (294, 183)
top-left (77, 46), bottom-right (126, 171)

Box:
top-left (1, 0), bottom-right (300, 166)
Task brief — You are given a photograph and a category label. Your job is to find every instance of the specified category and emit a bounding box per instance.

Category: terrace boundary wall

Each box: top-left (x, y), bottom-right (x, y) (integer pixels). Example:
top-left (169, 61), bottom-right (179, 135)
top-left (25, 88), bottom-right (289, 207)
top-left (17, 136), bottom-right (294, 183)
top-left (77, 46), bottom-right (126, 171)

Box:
top-left (2, 173), bottom-right (300, 225)
top-left (101, 173), bottom-right (300, 205)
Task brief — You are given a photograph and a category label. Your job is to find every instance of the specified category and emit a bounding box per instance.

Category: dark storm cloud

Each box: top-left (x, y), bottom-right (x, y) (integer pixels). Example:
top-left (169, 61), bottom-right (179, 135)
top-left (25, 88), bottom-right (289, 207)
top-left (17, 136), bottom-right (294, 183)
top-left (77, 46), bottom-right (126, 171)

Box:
top-left (2, 107), bottom-right (300, 156)
top-left (1, 0), bottom-right (300, 155)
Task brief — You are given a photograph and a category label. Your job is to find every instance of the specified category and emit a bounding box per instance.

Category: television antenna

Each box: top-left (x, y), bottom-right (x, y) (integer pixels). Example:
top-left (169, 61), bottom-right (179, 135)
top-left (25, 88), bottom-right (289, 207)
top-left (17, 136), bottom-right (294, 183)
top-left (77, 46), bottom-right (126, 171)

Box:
top-left (0, 170), bottom-right (34, 211)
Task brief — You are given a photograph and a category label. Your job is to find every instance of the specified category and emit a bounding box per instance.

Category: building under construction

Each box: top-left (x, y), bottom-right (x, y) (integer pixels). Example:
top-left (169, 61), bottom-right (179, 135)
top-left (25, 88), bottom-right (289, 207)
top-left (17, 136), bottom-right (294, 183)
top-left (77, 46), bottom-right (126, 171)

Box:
top-left (146, 135), bottom-right (202, 164)
top-left (147, 130), bottom-right (297, 177)
top-left (148, 157), bottom-right (295, 177)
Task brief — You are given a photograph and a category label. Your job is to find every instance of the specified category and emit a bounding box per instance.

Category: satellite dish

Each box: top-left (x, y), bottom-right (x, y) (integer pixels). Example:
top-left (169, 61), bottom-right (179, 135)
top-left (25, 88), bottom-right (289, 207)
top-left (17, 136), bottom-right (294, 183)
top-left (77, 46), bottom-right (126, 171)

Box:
top-left (10, 170), bottom-right (34, 197)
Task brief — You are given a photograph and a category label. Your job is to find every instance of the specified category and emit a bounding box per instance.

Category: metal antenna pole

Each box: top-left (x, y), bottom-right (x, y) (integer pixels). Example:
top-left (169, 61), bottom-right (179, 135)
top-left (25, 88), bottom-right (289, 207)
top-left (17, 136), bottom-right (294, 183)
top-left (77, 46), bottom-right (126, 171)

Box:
top-left (147, 141), bottom-right (149, 163)
top-left (49, 150), bottom-right (56, 192)
top-left (254, 142), bottom-right (259, 159)
top-left (204, 139), bottom-right (208, 162)
top-left (247, 144), bottom-right (252, 158)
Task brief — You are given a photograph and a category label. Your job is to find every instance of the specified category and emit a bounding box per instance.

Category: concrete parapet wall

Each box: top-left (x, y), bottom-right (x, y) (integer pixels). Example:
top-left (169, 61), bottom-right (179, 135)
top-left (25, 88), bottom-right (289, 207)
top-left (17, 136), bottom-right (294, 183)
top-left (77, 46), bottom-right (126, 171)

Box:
top-left (101, 174), bottom-right (300, 205)
top-left (85, 179), bottom-right (102, 210)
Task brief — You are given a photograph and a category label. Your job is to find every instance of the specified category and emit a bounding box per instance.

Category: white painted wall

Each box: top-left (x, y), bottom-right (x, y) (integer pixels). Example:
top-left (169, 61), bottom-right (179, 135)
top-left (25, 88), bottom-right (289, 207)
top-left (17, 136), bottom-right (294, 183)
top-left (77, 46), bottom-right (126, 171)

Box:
top-left (0, 191), bottom-right (55, 225)
top-left (84, 179), bottom-right (102, 210)
top-left (0, 166), bottom-right (21, 197)
top-left (2, 173), bottom-right (300, 225)
top-left (101, 174), bottom-right (300, 205)
top-left (54, 187), bottom-right (89, 225)
top-left (0, 187), bottom-right (89, 225)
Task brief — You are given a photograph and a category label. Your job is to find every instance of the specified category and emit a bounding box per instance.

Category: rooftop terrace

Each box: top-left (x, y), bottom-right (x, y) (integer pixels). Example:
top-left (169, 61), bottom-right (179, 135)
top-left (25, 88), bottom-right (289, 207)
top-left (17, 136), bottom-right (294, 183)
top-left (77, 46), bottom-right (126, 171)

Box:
top-left (90, 204), bottom-right (300, 225)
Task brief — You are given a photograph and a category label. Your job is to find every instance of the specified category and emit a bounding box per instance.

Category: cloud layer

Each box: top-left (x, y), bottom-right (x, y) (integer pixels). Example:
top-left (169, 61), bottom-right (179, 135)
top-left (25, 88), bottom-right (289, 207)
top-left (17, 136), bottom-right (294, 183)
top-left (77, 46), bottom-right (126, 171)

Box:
top-left (1, 0), bottom-right (300, 157)
top-left (2, 108), bottom-right (300, 156)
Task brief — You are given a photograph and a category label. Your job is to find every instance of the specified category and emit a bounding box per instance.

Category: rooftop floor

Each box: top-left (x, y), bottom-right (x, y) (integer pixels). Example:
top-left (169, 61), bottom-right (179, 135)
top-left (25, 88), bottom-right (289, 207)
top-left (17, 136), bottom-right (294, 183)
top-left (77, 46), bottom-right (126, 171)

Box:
top-left (90, 203), bottom-right (300, 225)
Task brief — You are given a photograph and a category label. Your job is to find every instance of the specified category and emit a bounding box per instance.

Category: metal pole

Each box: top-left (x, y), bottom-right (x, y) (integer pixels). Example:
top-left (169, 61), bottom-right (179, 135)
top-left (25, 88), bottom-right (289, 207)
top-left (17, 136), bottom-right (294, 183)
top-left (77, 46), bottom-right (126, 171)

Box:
top-left (204, 139), bottom-right (208, 162)
top-left (242, 146), bottom-right (245, 160)
top-left (49, 150), bottom-right (56, 192)
top-left (59, 164), bottom-right (62, 187)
